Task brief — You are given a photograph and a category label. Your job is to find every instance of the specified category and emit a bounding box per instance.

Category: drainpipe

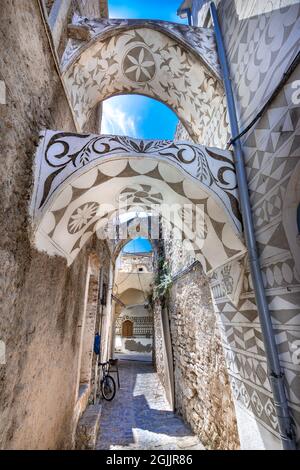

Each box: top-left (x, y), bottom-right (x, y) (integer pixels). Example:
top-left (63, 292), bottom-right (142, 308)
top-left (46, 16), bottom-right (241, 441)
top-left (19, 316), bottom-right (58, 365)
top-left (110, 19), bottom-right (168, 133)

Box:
top-left (179, 8), bottom-right (193, 25)
top-left (210, 2), bottom-right (296, 450)
top-left (186, 9), bottom-right (192, 26)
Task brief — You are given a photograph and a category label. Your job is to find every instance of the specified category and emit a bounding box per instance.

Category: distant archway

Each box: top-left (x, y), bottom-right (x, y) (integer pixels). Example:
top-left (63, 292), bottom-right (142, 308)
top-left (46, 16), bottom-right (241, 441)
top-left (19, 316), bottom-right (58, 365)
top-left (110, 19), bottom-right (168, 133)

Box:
top-left (117, 288), bottom-right (147, 307)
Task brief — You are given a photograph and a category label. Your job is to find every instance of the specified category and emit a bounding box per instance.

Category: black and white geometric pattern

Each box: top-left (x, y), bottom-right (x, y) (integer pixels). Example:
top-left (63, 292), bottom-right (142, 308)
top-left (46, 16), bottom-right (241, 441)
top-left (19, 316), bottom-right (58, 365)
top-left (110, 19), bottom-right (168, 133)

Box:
top-left (31, 131), bottom-right (246, 271)
top-left (62, 18), bottom-right (229, 146)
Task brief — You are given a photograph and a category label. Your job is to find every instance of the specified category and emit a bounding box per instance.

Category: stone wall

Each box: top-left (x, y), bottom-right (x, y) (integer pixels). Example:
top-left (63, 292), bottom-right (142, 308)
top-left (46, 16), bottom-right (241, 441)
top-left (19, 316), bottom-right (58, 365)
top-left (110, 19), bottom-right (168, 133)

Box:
top-left (153, 301), bottom-right (167, 387)
top-left (0, 1), bottom-right (108, 449)
top-left (156, 223), bottom-right (240, 448)
top-left (153, 300), bottom-right (175, 408)
top-left (48, 0), bottom-right (105, 59)
top-left (169, 265), bottom-right (240, 450)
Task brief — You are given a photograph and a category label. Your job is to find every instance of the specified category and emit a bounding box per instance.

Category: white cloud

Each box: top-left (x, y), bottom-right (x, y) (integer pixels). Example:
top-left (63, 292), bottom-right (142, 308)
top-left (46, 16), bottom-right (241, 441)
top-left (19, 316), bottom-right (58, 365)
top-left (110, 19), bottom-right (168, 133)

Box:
top-left (118, 211), bottom-right (152, 223)
top-left (108, 6), bottom-right (137, 19)
top-left (101, 99), bottom-right (138, 137)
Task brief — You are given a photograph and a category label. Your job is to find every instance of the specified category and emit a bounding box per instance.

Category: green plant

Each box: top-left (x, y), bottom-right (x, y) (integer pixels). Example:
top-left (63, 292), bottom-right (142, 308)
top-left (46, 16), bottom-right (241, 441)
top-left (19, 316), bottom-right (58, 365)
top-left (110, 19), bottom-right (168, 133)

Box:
top-left (147, 291), bottom-right (155, 310)
top-left (153, 258), bottom-right (172, 301)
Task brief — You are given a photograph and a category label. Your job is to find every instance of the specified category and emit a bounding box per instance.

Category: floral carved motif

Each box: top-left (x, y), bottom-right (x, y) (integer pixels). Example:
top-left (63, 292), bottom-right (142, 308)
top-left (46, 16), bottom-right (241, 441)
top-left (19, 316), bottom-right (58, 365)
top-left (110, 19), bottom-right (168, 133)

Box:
top-left (68, 202), bottom-right (99, 234)
top-left (122, 46), bottom-right (156, 83)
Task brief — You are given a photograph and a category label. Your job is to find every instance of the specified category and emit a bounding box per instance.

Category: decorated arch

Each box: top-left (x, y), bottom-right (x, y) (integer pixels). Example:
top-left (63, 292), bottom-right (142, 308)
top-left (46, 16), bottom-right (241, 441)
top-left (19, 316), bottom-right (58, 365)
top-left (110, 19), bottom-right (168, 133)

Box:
top-left (62, 18), bottom-right (229, 147)
top-left (31, 130), bottom-right (246, 274)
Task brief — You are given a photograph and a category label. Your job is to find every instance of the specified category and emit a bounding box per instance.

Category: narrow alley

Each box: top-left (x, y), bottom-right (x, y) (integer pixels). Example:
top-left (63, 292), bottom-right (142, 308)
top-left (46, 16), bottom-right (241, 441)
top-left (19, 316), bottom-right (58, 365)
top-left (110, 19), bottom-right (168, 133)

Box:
top-left (1, 0), bottom-right (300, 454)
top-left (96, 360), bottom-right (204, 451)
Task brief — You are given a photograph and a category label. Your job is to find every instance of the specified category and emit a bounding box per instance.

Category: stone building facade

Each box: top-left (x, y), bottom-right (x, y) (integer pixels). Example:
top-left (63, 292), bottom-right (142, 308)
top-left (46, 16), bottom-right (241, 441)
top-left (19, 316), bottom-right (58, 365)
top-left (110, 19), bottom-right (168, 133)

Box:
top-left (113, 251), bottom-right (154, 357)
top-left (117, 252), bottom-right (153, 274)
top-left (114, 305), bottom-right (153, 355)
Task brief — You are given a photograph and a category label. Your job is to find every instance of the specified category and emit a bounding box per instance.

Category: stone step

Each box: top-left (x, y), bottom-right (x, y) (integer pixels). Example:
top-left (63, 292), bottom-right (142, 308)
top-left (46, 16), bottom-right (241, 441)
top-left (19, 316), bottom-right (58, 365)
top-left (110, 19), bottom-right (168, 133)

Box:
top-left (75, 404), bottom-right (102, 450)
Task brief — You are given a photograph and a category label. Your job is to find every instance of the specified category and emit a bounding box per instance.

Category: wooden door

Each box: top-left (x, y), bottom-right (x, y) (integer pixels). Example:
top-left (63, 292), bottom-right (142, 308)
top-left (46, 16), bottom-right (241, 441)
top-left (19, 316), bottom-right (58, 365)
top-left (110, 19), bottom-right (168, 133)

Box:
top-left (122, 320), bottom-right (133, 337)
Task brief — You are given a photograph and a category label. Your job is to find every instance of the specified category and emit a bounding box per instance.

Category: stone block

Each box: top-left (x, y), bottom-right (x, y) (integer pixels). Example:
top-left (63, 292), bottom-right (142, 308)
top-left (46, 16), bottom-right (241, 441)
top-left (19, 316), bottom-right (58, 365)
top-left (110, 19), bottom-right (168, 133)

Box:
top-left (75, 404), bottom-right (102, 450)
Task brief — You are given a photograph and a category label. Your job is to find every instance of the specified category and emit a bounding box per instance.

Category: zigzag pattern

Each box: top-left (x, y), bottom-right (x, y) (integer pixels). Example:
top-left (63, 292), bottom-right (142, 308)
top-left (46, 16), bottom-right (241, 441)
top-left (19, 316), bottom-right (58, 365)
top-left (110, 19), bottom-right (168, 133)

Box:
top-left (221, 325), bottom-right (265, 356)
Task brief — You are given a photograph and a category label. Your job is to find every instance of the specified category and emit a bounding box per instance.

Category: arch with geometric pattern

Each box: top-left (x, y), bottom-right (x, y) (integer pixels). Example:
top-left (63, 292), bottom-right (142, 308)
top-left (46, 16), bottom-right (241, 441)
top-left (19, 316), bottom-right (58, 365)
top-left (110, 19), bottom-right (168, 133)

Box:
top-left (30, 130), bottom-right (246, 273)
top-left (62, 18), bottom-right (228, 147)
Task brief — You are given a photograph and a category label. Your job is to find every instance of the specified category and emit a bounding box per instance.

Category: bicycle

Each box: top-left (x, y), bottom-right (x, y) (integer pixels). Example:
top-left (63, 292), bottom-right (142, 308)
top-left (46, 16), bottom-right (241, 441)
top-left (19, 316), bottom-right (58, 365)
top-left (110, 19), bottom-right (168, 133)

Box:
top-left (98, 361), bottom-right (116, 401)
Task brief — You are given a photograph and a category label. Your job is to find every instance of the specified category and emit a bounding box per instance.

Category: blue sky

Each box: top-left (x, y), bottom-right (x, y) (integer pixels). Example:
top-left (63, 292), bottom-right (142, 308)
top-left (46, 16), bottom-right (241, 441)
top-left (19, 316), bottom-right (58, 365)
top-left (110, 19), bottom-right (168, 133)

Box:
top-left (102, 1), bottom-right (187, 141)
top-left (123, 237), bottom-right (153, 253)
top-left (106, 1), bottom-right (185, 253)
top-left (102, 95), bottom-right (179, 140)
top-left (108, 0), bottom-right (185, 23)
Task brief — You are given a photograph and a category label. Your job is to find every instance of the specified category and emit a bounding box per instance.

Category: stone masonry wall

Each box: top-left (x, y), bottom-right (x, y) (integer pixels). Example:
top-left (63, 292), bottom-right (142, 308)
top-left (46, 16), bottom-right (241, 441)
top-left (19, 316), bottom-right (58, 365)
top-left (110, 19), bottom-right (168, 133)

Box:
top-left (153, 301), bottom-right (166, 388)
top-left (169, 265), bottom-right (240, 449)
top-left (158, 221), bottom-right (240, 449)
top-left (0, 1), bottom-right (107, 449)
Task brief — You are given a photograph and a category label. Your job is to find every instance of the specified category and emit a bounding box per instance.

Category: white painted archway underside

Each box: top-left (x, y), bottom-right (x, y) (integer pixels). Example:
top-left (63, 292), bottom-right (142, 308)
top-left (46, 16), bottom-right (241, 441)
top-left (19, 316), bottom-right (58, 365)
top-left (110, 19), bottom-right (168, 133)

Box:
top-left (31, 131), bottom-right (246, 273)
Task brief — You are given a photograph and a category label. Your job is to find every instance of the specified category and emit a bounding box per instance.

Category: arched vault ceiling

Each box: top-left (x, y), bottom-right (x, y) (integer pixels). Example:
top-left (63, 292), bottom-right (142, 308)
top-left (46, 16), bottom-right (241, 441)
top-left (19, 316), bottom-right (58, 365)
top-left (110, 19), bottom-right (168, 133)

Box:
top-left (115, 273), bottom-right (153, 296)
top-left (62, 19), bottom-right (229, 146)
top-left (31, 130), bottom-right (246, 273)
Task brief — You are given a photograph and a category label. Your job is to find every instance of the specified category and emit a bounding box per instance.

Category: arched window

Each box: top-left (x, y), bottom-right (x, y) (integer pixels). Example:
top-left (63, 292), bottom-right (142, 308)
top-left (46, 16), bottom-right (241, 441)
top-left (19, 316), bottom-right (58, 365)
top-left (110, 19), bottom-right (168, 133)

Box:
top-left (122, 320), bottom-right (133, 338)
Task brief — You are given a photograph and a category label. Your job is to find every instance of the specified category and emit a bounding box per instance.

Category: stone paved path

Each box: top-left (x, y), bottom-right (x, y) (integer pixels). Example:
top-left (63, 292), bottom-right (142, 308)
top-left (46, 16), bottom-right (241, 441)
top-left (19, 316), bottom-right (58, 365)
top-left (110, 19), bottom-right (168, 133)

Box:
top-left (96, 360), bottom-right (205, 450)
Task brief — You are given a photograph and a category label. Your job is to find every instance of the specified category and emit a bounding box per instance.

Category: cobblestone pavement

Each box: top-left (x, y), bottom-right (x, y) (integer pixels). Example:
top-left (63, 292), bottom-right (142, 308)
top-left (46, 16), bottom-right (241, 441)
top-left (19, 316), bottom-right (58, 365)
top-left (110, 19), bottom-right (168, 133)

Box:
top-left (96, 360), bottom-right (205, 450)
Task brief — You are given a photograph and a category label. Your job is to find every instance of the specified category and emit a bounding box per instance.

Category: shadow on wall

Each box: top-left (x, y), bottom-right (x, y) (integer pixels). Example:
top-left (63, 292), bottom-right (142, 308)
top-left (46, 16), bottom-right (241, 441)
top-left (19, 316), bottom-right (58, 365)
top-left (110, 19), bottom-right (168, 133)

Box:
top-left (125, 339), bottom-right (153, 353)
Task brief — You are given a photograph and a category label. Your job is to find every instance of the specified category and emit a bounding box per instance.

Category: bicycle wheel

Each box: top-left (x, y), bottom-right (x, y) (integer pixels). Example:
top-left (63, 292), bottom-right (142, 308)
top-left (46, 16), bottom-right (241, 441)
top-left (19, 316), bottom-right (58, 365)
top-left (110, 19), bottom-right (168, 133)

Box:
top-left (101, 375), bottom-right (116, 401)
